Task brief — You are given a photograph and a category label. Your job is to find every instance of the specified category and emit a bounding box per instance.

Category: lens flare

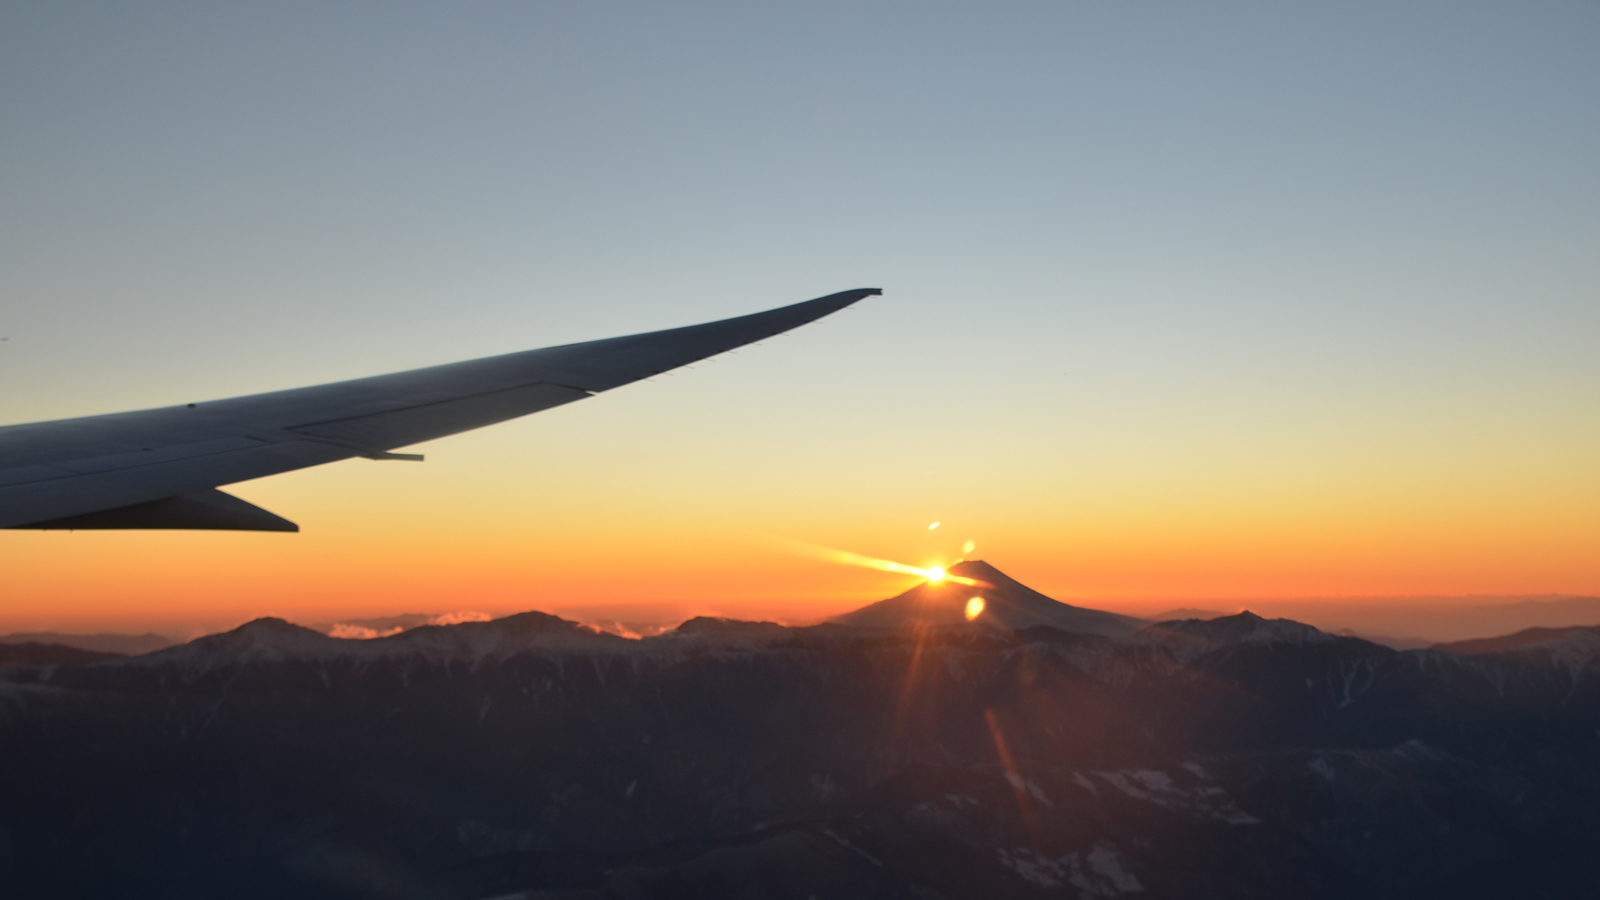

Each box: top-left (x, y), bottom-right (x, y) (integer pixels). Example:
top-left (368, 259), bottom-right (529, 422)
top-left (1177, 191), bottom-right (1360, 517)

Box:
top-left (928, 522), bottom-right (940, 530)
top-left (776, 539), bottom-right (988, 587)
top-left (965, 597), bottom-right (985, 620)
top-left (963, 540), bottom-right (976, 554)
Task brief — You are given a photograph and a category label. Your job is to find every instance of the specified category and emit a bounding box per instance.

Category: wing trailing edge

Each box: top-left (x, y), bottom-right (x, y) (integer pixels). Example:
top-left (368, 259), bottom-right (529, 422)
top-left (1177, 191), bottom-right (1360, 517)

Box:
top-left (9, 488), bottom-right (298, 532)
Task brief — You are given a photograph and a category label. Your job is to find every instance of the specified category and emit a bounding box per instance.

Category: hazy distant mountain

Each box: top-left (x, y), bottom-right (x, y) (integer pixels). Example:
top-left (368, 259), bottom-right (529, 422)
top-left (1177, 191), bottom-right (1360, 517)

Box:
top-left (0, 642), bottom-right (124, 669)
top-left (1330, 628), bottom-right (1435, 650)
top-left (831, 559), bottom-right (1144, 637)
top-left (1233, 594), bottom-right (1600, 645)
top-left (0, 631), bottom-right (174, 655)
top-left (3, 606), bottom-right (1596, 898)
top-left (1144, 607), bottom-right (1232, 622)
top-left (1465, 595), bottom-right (1600, 624)
top-left (1141, 609), bottom-right (1435, 649)
top-left (1433, 624), bottom-right (1600, 656)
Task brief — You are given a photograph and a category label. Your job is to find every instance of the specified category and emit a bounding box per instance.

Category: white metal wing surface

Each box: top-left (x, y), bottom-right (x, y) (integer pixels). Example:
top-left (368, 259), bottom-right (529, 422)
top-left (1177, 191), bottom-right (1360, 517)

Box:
top-left (0, 288), bottom-right (878, 531)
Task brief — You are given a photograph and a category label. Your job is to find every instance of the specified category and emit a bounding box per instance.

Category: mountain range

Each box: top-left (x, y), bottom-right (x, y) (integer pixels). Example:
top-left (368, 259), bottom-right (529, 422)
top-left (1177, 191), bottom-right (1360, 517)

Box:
top-left (2, 563), bottom-right (1597, 899)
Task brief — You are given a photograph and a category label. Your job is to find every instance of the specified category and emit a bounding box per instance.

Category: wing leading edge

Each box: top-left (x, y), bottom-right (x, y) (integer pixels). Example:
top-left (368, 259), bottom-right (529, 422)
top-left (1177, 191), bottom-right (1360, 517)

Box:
top-left (0, 288), bottom-right (879, 531)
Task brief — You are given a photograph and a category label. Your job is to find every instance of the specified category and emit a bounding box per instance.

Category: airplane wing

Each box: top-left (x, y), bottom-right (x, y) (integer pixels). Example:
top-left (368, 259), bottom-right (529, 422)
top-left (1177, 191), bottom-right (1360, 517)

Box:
top-left (0, 288), bottom-right (878, 532)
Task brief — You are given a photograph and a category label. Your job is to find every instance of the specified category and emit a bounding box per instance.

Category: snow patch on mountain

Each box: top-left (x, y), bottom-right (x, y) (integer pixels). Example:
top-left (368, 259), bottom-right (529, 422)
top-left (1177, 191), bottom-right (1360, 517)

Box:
top-left (998, 843), bottom-right (1144, 895)
top-left (1091, 766), bottom-right (1260, 825)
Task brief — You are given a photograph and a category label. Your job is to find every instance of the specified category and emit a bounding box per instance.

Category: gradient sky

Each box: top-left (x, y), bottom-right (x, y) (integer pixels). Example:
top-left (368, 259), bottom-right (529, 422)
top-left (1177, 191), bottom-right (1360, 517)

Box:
top-left (2, 2), bottom-right (1597, 636)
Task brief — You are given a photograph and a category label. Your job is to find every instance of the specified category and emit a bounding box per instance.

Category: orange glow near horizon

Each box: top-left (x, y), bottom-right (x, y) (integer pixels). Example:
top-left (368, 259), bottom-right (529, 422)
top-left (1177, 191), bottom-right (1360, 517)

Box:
top-left (2, 409), bottom-right (1597, 642)
top-left (4, 492), bottom-right (1599, 641)
top-left (1, 6), bottom-right (1596, 650)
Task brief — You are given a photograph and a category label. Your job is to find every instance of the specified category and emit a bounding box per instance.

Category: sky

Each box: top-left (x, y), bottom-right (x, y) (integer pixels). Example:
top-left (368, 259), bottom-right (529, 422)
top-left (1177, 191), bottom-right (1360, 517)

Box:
top-left (2, 2), bottom-right (1596, 637)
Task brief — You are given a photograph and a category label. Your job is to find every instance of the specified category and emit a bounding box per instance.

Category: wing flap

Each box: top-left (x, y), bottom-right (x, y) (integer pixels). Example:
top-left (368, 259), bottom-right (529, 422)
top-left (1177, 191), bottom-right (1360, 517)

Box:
top-left (0, 440), bottom-right (353, 527)
top-left (9, 488), bottom-right (298, 532)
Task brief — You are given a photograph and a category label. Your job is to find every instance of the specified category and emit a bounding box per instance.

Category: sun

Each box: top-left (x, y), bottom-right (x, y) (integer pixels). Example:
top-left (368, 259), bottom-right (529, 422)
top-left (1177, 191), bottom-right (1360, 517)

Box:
top-left (780, 540), bottom-right (989, 587)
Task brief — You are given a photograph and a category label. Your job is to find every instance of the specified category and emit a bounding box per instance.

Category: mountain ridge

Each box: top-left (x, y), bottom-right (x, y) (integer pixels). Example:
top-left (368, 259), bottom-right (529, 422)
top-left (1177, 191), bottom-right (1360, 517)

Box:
top-left (1433, 623), bottom-right (1600, 656)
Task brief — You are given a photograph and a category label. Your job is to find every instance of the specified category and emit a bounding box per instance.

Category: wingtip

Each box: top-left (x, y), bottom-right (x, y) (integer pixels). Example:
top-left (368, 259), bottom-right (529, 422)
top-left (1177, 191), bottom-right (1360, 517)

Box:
top-left (819, 287), bottom-right (881, 308)
top-left (775, 288), bottom-right (879, 319)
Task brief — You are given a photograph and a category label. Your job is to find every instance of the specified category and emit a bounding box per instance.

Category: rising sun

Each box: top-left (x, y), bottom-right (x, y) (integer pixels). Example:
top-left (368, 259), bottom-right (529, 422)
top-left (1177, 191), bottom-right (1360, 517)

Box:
top-left (783, 541), bottom-right (988, 587)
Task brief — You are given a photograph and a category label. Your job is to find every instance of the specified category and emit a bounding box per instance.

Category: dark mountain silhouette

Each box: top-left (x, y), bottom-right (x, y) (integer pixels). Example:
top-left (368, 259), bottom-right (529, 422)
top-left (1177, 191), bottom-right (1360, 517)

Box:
top-left (1144, 606), bottom-right (1232, 622)
top-left (0, 630), bottom-right (174, 655)
top-left (126, 611), bottom-right (628, 678)
top-left (1147, 609), bottom-right (1330, 643)
top-left (1225, 594), bottom-right (1600, 645)
top-left (831, 559), bottom-right (1144, 636)
top-left (1, 607), bottom-right (1597, 899)
top-left (1133, 610), bottom-right (1334, 663)
top-left (0, 642), bottom-right (123, 669)
top-left (1494, 631), bottom-right (1600, 675)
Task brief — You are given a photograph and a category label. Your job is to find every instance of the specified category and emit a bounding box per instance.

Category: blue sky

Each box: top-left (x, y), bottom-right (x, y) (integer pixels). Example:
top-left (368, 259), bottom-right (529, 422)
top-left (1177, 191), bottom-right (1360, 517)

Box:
top-left (2, 2), bottom-right (1597, 631)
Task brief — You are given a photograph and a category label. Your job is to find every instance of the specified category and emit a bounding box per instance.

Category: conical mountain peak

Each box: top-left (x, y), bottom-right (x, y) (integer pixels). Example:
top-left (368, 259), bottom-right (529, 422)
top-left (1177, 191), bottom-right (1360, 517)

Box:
top-left (831, 559), bottom-right (1143, 637)
top-left (947, 559), bottom-right (1007, 583)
